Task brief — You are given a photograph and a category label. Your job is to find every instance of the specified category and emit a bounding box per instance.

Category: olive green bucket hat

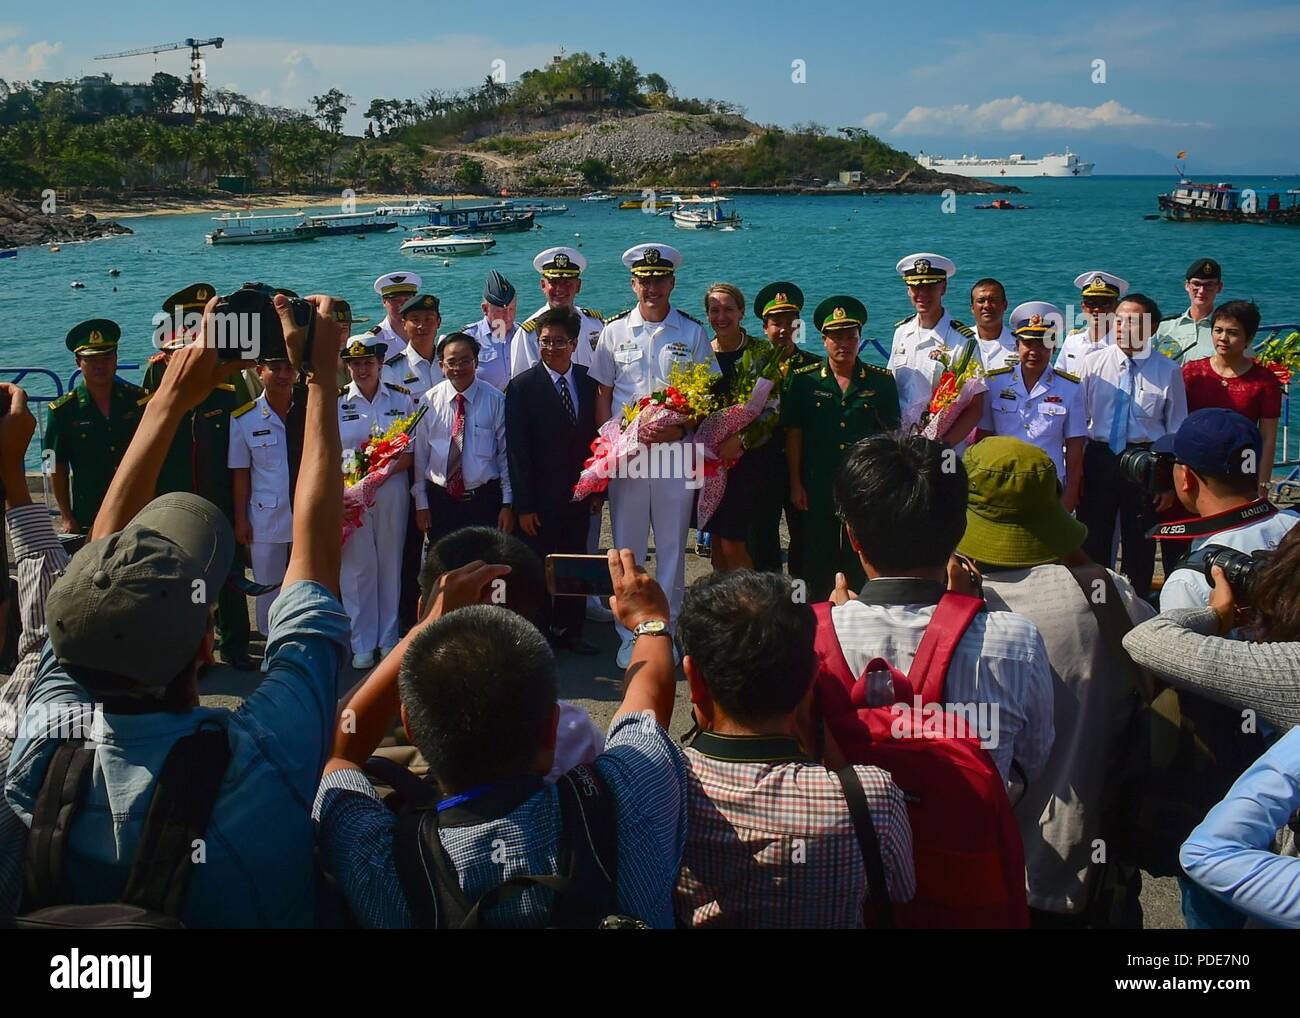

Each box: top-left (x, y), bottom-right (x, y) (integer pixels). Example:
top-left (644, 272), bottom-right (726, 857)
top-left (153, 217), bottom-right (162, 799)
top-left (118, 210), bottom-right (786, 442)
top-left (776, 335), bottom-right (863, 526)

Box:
top-left (958, 437), bottom-right (1088, 568)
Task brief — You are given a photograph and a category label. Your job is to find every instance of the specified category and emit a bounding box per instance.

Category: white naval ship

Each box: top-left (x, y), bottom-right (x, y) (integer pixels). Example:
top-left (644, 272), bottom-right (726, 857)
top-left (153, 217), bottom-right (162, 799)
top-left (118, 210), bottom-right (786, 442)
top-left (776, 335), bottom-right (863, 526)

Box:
top-left (914, 148), bottom-right (1094, 178)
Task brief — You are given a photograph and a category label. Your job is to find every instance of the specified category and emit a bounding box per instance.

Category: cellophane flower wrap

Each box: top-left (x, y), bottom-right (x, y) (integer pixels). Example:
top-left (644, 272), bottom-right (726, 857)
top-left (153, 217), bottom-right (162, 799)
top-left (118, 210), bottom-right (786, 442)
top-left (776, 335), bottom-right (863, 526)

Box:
top-left (693, 341), bottom-right (782, 529)
top-left (342, 404), bottom-right (427, 544)
top-left (915, 339), bottom-right (986, 443)
top-left (572, 362), bottom-right (722, 500)
top-left (1256, 330), bottom-right (1300, 386)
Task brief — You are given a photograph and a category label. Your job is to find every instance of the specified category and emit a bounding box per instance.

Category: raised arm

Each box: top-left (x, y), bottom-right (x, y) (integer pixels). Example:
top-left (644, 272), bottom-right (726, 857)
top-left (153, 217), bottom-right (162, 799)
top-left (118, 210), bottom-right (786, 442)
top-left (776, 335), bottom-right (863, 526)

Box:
top-left (608, 549), bottom-right (676, 727)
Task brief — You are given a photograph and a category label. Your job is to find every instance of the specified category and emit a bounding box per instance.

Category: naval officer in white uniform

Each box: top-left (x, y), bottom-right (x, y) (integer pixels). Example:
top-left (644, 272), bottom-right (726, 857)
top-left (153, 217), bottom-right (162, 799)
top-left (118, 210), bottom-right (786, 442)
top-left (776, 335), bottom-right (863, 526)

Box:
top-left (382, 292), bottom-right (444, 397)
top-left (228, 355), bottom-right (296, 636)
top-left (513, 246), bottom-right (606, 374)
top-left (461, 270), bottom-right (524, 391)
top-left (978, 301), bottom-right (1088, 511)
top-left (1055, 270), bottom-right (1127, 377)
top-left (888, 252), bottom-right (984, 443)
top-left (369, 270), bottom-right (422, 358)
top-left (338, 336), bottom-right (417, 670)
top-left (589, 242), bottom-right (715, 667)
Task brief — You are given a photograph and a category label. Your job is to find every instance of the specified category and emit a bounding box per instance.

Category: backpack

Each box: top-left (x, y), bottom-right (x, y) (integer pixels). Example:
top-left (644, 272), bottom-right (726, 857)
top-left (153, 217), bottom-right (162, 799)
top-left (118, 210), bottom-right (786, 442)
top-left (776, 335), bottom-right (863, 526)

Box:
top-left (389, 763), bottom-right (646, 929)
top-left (811, 593), bottom-right (1030, 929)
top-left (16, 726), bottom-right (231, 929)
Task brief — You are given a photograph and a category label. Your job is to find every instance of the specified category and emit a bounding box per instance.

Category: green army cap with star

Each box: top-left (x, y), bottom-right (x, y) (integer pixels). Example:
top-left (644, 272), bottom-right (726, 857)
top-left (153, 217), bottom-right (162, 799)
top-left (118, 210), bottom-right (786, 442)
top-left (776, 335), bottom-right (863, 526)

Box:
top-left (812, 296), bottom-right (867, 333)
top-left (162, 282), bottom-right (217, 315)
top-left (66, 318), bottom-right (121, 356)
top-left (754, 281), bottom-right (804, 319)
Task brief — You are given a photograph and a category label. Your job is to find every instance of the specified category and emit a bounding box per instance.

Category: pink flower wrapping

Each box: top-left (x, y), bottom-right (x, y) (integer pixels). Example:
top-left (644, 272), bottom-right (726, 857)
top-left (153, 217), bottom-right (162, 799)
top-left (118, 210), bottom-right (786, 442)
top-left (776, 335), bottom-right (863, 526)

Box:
top-left (694, 377), bottom-right (775, 529)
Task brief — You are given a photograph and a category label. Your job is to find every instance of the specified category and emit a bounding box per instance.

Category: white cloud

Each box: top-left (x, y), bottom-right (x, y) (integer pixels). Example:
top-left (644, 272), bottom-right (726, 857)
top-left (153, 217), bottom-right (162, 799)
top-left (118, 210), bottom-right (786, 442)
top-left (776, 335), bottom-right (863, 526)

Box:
top-left (0, 39), bottom-right (63, 78)
top-left (861, 112), bottom-right (889, 130)
top-left (891, 96), bottom-right (1210, 134)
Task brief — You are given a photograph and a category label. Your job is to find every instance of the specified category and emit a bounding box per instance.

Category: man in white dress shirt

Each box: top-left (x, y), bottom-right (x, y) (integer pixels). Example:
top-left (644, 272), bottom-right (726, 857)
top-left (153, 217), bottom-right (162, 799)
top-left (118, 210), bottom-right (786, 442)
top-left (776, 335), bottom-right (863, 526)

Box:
top-left (1078, 292), bottom-right (1188, 600)
top-left (382, 292), bottom-right (444, 396)
top-left (461, 270), bottom-right (524, 392)
top-left (970, 278), bottom-right (1020, 372)
top-left (590, 242), bottom-right (715, 667)
top-left (513, 246), bottom-right (606, 374)
top-left (1055, 271), bottom-right (1127, 377)
top-left (410, 332), bottom-right (514, 551)
top-left (369, 271), bottom-right (422, 358)
top-left (888, 252), bottom-right (984, 443)
top-left (977, 301), bottom-right (1087, 511)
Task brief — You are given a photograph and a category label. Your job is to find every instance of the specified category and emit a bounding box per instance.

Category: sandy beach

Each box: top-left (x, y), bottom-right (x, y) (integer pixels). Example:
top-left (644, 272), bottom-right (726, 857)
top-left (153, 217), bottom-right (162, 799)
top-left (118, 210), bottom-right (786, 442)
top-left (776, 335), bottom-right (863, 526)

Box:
top-left (74, 192), bottom-right (489, 220)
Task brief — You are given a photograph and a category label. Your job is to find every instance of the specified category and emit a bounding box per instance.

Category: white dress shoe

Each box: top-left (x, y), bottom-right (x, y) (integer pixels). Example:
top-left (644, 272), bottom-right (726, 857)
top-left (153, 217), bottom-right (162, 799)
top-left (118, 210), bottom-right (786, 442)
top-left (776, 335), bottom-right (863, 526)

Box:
top-left (615, 638), bottom-right (634, 670)
top-left (351, 651), bottom-right (376, 670)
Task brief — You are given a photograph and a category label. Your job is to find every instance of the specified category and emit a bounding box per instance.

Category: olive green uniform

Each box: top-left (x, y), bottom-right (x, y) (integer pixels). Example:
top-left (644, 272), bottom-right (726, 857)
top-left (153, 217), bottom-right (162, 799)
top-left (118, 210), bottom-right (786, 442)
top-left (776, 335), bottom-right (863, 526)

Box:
top-left (43, 380), bottom-right (144, 532)
top-left (780, 359), bottom-right (900, 600)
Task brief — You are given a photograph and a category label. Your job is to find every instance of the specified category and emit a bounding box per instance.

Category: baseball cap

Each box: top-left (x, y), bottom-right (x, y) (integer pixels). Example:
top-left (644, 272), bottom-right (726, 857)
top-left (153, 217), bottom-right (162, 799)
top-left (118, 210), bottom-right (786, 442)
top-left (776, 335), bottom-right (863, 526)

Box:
top-left (1155, 407), bottom-right (1261, 478)
top-left (958, 437), bottom-right (1088, 567)
top-left (46, 493), bottom-right (235, 694)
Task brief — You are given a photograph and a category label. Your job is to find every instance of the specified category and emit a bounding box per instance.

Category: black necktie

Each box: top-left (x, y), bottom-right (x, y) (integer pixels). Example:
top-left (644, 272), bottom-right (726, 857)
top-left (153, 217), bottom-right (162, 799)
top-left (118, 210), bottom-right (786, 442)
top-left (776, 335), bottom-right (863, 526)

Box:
top-left (557, 375), bottom-right (576, 425)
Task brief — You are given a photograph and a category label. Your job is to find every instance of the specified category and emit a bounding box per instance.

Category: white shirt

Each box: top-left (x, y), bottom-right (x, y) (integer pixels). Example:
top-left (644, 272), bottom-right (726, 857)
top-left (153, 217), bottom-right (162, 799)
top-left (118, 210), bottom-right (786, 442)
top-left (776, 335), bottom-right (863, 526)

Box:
top-left (976, 326), bottom-right (1020, 372)
top-left (381, 341), bottom-right (443, 396)
top-left (462, 316), bottom-right (524, 392)
top-left (512, 304), bottom-right (604, 375)
top-left (1081, 344), bottom-right (1188, 445)
top-left (1054, 328), bottom-right (1111, 377)
top-left (589, 305), bottom-right (714, 422)
top-left (543, 363), bottom-right (580, 418)
top-left (227, 392), bottom-right (293, 544)
top-left (980, 364), bottom-right (1087, 484)
top-left (829, 596), bottom-right (1054, 782)
top-left (337, 380), bottom-right (417, 455)
top-left (1160, 510), bottom-right (1300, 610)
top-left (372, 317), bottom-right (407, 358)
top-left (410, 378), bottom-right (511, 509)
top-left (888, 311), bottom-right (976, 431)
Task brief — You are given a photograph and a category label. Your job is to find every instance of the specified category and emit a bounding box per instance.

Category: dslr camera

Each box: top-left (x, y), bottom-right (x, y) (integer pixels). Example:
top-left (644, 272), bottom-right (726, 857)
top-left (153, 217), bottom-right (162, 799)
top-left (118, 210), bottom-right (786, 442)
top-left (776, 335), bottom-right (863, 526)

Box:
top-left (1119, 446), bottom-right (1176, 497)
top-left (210, 282), bottom-right (316, 362)
top-left (1198, 544), bottom-right (1272, 604)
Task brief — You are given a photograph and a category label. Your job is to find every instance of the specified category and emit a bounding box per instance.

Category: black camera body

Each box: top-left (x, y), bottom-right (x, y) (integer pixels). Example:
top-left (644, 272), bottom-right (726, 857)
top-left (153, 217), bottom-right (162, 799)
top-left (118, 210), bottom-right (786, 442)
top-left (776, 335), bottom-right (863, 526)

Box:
top-left (211, 282), bottom-right (315, 363)
top-left (1119, 445), bottom-right (1176, 497)
top-left (1198, 544), bottom-right (1272, 603)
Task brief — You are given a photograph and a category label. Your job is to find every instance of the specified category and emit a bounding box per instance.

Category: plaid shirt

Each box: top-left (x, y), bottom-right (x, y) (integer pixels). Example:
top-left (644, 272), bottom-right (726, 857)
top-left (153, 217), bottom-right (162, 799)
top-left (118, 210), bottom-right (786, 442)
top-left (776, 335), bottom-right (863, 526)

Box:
top-left (675, 733), bottom-right (915, 928)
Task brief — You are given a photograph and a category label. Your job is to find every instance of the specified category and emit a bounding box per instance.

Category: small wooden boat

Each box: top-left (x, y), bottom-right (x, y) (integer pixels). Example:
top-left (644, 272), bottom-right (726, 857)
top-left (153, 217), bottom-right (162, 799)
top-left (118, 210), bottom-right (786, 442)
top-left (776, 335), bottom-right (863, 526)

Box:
top-left (1158, 180), bottom-right (1300, 224)
top-left (619, 195), bottom-right (680, 210)
top-left (669, 196), bottom-right (742, 230)
top-left (302, 211), bottom-right (400, 236)
top-left (580, 192), bottom-right (614, 202)
top-left (206, 212), bottom-right (323, 245)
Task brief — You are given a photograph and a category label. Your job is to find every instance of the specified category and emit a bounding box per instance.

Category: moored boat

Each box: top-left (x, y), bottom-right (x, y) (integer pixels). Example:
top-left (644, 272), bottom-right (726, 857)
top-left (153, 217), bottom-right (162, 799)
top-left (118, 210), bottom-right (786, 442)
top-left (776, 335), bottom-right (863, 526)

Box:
top-left (372, 200), bottom-right (442, 219)
top-left (619, 195), bottom-right (680, 209)
top-left (580, 191), bottom-right (614, 202)
top-left (205, 212), bottom-right (324, 245)
top-left (507, 201), bottom-right (569, 216)
top-left (302, 211), bottom-right (400, 236)
top-left (400, 228), bottom-right (496, 256)
top-left (425, 202), bottom-right (534, 233)
top-left (1158, 180), bottom-right (1300, 224)
top-left (669, 195), bottom-right (742, 230)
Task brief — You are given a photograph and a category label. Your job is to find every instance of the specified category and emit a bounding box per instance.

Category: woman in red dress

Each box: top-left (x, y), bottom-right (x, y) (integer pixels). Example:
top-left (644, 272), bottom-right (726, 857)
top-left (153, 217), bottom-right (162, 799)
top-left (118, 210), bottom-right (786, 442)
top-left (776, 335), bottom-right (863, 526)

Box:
top-left (1182, 300), bottom-right (1282, 496)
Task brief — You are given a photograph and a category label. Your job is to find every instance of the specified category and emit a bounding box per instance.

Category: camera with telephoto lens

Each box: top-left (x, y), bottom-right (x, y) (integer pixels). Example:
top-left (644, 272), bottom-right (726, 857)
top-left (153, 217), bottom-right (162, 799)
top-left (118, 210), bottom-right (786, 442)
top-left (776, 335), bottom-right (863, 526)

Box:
top-left (1199, 544), bottom-right (1272, 604)
top-left (1118, 446), bottom-right (1176, 497)
top-left (211, 282), bottom-right (315, 363)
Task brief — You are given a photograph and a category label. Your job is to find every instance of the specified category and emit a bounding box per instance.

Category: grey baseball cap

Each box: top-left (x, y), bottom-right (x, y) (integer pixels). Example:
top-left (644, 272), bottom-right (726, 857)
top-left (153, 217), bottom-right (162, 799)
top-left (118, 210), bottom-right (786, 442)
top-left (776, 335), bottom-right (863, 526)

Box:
top-left (47, 493), bottom-right (235, 693)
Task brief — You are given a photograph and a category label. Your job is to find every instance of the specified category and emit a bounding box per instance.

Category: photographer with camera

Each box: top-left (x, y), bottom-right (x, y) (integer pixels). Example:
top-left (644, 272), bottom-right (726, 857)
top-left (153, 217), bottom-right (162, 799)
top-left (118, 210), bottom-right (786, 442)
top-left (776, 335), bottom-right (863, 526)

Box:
top-left (1153, 408), bottom-right (1298, 612)
top-left (1078, 293), bottom-right (1187, 601)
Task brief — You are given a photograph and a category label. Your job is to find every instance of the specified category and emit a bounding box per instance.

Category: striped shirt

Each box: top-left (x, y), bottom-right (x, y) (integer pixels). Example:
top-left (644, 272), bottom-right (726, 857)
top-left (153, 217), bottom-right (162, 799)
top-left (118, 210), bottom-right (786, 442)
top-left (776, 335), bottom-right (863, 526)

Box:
top-left (830, 593), bottom-right (1054, 782)
top-left (676, 735), bottom-right (915, 928)
top-left (313, 711), bottom-right (689, 928)
top-left (0, 503), bottom-right (70, 918)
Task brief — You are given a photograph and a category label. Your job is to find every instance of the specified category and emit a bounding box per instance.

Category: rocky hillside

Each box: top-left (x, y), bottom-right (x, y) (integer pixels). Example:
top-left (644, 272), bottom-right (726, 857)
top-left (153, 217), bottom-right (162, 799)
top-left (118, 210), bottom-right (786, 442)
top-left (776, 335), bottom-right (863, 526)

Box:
top-left (0, 194), bottom-right (133, 248)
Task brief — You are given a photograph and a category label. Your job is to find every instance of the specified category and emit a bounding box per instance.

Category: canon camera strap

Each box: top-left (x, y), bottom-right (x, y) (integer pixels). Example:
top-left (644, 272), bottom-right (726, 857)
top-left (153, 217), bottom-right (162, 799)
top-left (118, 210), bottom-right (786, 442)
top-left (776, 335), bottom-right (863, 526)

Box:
top-left (1147, 498), bottom-right (1277, 540)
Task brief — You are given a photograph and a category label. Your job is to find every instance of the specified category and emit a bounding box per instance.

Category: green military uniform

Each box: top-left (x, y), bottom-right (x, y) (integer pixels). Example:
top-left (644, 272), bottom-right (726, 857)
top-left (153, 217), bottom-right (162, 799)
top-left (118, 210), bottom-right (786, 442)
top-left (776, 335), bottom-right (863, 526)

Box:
top-left (43, 319), bottom-right (143, 533)
top-left (1156, 257), bottom-right (1222, 363)
top-left (745, 281), bottom-right (822, 574)
top-left (780, 296), bottom-right (900, 600)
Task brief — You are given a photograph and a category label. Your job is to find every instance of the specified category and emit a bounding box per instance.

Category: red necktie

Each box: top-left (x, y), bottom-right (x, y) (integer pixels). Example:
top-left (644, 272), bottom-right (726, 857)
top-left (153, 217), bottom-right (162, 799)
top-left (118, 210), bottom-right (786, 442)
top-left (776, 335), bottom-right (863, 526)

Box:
top-left (447, 392), bottom-right (466, 499)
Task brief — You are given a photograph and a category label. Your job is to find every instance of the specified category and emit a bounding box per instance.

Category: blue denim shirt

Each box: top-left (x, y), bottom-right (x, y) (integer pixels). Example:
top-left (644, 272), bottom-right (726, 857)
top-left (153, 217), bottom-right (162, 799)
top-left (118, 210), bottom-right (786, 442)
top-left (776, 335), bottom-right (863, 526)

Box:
top-left (3, 581), bottom-right (348, 927)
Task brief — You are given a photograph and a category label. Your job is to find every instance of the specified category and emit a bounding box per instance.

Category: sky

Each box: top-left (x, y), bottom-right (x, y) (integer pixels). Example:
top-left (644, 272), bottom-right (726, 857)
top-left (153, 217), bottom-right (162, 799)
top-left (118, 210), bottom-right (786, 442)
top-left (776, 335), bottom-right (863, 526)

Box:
top-left (2, 0), bottom-right (1298, 174)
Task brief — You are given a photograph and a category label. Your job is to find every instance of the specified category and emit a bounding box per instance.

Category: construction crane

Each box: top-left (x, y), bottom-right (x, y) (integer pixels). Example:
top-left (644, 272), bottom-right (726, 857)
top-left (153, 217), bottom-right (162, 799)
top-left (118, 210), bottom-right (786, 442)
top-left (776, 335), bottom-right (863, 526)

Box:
top-left (94, 37), bottom-right (225, 120)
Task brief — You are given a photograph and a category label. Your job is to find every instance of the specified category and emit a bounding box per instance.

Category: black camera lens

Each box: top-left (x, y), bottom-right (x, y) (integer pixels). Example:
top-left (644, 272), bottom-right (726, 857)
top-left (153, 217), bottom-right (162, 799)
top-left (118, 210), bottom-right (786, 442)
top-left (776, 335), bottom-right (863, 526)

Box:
top-left (1201, 544), bottom-right (1270, 603)
top-left (1118, 446), bottom-right (1175, 497)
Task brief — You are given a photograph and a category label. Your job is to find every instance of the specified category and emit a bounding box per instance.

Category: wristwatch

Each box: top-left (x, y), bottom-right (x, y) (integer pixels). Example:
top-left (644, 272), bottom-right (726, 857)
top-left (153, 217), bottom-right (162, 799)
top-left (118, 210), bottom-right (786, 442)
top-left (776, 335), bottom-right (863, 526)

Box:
top-left (631, 618), bottom-right (670, 643)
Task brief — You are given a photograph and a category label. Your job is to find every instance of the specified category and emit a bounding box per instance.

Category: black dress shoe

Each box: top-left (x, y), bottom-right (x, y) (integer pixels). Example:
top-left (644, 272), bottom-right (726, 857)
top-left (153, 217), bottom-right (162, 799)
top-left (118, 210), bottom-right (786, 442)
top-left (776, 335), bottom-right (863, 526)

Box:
top-left (225, 652), bottom-right (258, 671)
top-left (554, 636), bottom-right (601, 656)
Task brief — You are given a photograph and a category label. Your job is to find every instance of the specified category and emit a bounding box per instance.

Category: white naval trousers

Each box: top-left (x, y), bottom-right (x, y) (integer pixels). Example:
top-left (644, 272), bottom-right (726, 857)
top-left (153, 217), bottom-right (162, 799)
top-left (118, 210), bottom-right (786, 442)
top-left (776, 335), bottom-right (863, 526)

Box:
top-left (586, 506), bottom-right (605, 614)
top-left (608, 448), bottom-right (694, 640)
top-left (250, 541), bottom-right (291, 636)
top-left (340, 473), bottom-right (409, 654)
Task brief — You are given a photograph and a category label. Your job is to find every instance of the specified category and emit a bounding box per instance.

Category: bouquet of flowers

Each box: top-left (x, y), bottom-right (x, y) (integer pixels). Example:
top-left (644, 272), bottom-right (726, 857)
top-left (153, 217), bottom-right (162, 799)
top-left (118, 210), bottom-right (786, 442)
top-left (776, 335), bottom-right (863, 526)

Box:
top-left (342, 404), bottom-right (427, 544)
top-left (573, 362), bottom-right (723, 500)
top-left (1255, 330), bottom-right (1300, 386)
top-left (915, 339), bottom-right (986, 443)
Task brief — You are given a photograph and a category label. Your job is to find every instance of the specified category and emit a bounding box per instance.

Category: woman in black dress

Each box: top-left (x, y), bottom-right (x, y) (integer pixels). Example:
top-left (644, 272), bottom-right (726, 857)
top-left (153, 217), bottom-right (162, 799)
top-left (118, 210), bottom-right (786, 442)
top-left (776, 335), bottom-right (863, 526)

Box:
top-left (702, 283), bottom-right (777, 572)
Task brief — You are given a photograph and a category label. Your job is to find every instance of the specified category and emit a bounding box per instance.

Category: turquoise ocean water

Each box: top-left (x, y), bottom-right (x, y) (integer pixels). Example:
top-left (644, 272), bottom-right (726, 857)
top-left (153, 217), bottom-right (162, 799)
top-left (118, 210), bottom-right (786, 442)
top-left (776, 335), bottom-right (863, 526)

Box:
top-left (3, 175), bottom-right (1298, 463)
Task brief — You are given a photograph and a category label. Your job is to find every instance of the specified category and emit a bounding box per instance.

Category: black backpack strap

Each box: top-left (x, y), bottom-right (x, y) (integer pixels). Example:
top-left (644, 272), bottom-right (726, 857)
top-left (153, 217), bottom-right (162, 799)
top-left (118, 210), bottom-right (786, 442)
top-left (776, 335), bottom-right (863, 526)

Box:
top-left (22, 739), bottom-right (93, 911)
top-left (836, 765), bottom-right (895, 929)
top-left (547, 764), bottom-right (618, 927)
top-left (392, 807), bottom-right (474, 929)
top-left (363, 754), bottom-right (439, 811)
top-left (119, 726), bottom-right (231, 917)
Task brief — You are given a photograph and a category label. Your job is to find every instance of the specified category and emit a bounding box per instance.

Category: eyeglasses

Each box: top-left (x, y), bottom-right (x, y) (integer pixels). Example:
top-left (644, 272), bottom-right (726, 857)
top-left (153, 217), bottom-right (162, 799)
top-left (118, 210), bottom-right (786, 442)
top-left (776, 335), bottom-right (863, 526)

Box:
top-left (539, 339), bottom-right (575, 349)
top-left (441, 357), bottom-right (475, 369)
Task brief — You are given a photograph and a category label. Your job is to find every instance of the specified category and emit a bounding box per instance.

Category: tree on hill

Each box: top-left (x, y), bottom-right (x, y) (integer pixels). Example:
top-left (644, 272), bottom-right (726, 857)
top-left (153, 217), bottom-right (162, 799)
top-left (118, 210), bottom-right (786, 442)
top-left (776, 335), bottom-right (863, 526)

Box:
top-left (455, 155), bottom-right (485, 192)
top-left (148, 72), bottom-right (186, 115)
top-left (577, 157), bottom-right (613, 187)
top-left (312, 88), bottom-right (353, 135)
